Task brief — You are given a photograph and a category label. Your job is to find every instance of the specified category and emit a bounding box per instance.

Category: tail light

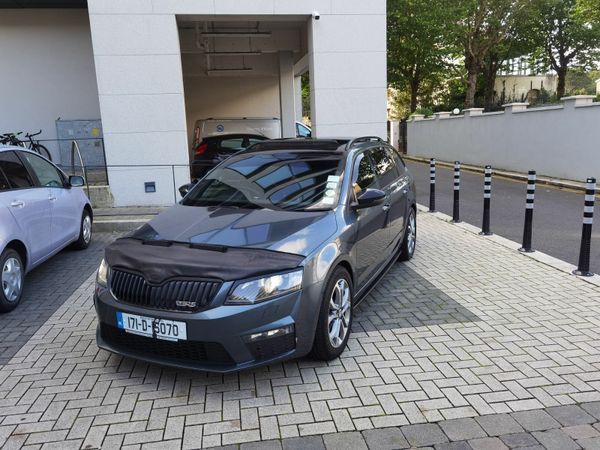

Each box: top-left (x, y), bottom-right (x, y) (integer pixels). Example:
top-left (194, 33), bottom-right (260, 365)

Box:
top-left (195, 143), bottom-right (208, 155)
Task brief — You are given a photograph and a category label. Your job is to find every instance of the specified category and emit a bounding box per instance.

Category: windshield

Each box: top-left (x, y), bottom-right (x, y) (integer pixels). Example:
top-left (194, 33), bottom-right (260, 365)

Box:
top-left (182, 151), bottom-right (345, 211)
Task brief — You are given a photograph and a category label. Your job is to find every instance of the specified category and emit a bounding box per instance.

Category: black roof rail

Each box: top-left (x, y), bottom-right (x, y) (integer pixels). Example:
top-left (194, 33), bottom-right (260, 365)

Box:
top-left (345, 136), bottom-right (384, 151)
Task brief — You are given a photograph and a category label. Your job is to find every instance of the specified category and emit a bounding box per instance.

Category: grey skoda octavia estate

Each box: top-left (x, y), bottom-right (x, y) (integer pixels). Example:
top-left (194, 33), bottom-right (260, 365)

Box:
top-left (94, 137), bottom-right (416, 372)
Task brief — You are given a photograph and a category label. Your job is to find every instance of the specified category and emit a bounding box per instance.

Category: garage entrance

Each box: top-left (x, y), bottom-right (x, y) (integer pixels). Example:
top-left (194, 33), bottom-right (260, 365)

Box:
top-left (177, 16), bottom-right (310, 162)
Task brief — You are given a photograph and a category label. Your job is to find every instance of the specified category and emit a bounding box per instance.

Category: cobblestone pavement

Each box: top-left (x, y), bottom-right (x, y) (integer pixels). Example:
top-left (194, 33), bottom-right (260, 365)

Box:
top-left (0, 233), bottom-right (117, 365)
top-left (2, 212), bottom-right (600, 449)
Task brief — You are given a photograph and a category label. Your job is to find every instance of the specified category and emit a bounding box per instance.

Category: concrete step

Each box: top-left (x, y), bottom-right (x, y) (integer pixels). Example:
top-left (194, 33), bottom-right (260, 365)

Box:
top-left (86, 185), bottom-right (114, 208)
top-left (93, 206), bottom-right (167, 233)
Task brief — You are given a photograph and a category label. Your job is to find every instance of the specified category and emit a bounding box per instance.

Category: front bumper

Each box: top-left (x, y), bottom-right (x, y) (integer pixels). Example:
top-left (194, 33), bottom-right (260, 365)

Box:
top-left (94, 282), bottom-right (321, 373)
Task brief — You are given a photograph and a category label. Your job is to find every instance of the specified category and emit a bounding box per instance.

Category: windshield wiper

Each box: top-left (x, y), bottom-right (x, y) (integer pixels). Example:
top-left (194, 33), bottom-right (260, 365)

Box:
top-left (140, 239), bottom-right (228, 253)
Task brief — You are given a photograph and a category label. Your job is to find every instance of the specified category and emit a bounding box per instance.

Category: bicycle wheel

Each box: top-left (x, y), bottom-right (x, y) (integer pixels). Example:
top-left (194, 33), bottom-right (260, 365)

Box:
top-left (33, 144), bottom-right (52, 161)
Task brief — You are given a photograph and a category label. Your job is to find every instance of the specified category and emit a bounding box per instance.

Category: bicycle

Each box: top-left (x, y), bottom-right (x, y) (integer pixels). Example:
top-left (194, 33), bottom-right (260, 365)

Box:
top-left (0, 132), bottom-right (25, 147)
top-left (23, 130), bottom-right (52, 161)
top-left (1, 130), bottom-right (53, 161)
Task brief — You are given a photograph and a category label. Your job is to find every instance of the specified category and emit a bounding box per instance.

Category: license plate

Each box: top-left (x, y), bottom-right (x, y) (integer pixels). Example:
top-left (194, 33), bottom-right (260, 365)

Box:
top-left (116, 312), bottom-right (187, 342)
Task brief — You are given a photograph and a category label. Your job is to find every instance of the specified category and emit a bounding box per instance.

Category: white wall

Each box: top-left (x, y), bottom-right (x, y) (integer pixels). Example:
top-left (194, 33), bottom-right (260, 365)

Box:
top-left (407, 97), bottom-right (600, 182)
top-left (87, 0), bottom-right (388, 206)
top-left (0, 10), bottom-right (100, 163)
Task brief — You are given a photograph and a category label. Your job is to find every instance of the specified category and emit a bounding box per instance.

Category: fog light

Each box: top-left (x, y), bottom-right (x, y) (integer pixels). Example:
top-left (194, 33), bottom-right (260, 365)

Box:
top-left (244, 325), bottom-right (295, 343)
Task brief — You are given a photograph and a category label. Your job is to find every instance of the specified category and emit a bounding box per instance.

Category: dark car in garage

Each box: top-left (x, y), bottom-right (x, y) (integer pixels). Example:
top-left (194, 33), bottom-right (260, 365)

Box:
top-left (95, 137), bottom-right (416, 372)
top-left (190, 134), bottom-right (268, 179)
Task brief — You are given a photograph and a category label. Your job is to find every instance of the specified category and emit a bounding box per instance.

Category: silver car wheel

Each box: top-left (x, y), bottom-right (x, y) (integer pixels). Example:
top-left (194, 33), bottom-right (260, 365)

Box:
top-left (82, 214), bottom-right (92, 244)
top-left (328, 278), bottom-right (351, 348)
top-left (2, 257), bottom-right (22, 302)
top-left (407, 211), bottom-right (416, 255)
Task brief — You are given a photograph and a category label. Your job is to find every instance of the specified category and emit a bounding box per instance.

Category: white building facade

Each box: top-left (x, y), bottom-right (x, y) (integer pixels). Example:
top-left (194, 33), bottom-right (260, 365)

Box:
top-left (0, 1), bottom-right (387, 207)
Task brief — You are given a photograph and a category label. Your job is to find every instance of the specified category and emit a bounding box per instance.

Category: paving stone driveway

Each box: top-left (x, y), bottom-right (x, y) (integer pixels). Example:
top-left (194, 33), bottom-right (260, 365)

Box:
top-left (1, 212), bottom-right (600, 449)
top-left (0, 233), bottom-right (116, 365)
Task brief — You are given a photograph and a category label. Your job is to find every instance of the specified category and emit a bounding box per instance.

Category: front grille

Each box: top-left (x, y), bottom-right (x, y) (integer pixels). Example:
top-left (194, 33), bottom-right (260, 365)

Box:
top-left (247, 333), bottom-right (296, 361)
top-left (101, 324), bottom-right (234, 365)
top-left (110, 269), bottom-right (221, 312)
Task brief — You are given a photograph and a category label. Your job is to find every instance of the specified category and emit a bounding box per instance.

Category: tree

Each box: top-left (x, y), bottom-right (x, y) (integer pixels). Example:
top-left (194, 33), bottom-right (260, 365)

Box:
top-left (452, 0), bottom-right (522, 108)
top-left (480, 2), bottom-right (540, 110)
top-left (387, 0), bottom-right (452, 114)
top-left (533, 0), bottom-right (600, 98)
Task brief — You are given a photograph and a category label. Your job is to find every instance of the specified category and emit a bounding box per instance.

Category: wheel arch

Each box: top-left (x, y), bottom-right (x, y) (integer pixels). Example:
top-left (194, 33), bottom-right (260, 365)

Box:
top-left (83, 203), bottom-right (93, 220)
top-left (4, 240), bottom-right (28, 271)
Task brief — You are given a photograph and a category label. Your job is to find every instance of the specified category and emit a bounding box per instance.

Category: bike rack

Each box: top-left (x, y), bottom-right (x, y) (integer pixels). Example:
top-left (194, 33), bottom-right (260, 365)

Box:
top-left (70, 140), bottom-right (91, 199)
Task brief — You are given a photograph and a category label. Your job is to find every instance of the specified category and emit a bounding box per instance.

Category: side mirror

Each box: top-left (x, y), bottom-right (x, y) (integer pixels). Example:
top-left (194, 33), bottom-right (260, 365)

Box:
top-left (179, 184), bottom-right (192, 197)
top-left (353, 188), bottom-right (386, 209)
top-left (69, 175), bottom-right (85, 187)
top-left (178, 179), bottom-right (198, 198)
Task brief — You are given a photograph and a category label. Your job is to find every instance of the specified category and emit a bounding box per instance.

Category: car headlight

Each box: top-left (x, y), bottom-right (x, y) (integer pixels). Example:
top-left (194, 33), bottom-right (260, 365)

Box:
top-left (226, 269), bottom-right (303, 305)
top-left (96, 258), bottom-right (110, 287)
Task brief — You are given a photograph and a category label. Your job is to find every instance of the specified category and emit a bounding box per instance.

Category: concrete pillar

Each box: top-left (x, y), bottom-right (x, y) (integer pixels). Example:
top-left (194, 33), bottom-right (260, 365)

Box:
top-left (294, 76), bottom-right (303, 122)
top-left (434, 112), bottom-right (452, 120)
top-left (502, 102), bottom-right (528, 113)
top-left (88, 2), bottom-right (189, 206)
top-left (308, 2), bottom-right (387, 138)
top-left (561, 95), bottom-right (596, 109)
top-left (463, 108), bottom-right (484, 117)
top-left (279, 51), bottom-right (296, 138)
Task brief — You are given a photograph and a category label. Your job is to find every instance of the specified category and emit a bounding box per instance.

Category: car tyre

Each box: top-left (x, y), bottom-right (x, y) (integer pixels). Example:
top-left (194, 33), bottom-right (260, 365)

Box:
top-left (310, 266), bottom-right (353, 361)
top-left (71, 209), bottom-right (92, 250)
top-left (399, 207), bottom-right (416, 261)
top-left (0, 248), bottom-right (24, 313)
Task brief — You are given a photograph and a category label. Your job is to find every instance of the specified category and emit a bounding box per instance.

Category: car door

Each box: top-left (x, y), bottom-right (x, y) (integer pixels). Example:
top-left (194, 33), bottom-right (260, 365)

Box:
top-left (371, 146), bottom-right (409, 248)
top-left (351, 151), bottom-right (391, 287)
top-left (19, 152), bottom-right (80, 248)
top-left (388, 147), bottom-right (411, 246)
top-left (0, 151), bottom-right (53, 265)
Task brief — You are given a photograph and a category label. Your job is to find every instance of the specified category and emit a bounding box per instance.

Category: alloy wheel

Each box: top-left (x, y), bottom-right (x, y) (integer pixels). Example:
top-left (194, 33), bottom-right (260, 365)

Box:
top-left (328, 278), bottom-right (351, 348)
top-left (407, 211), bottom-right (416, 256)
top-left (82, 215), bottom-right (92, 244)
top-left (2, 257), bottom-right (22, 302)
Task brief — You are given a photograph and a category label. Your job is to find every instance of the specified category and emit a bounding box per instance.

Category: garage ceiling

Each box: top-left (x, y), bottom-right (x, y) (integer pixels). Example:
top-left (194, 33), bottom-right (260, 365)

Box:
top-left (0, 0), bottom-right (86, 7)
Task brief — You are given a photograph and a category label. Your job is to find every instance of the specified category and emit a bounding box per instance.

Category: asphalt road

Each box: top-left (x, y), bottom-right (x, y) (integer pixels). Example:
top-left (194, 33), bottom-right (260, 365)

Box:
top-left (406, 160), bottom-right (600, 274)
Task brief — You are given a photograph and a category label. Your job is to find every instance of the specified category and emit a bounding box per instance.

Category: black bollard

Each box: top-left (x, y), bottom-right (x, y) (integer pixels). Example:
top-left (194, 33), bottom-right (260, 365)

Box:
top-left (480, 165), bottom-right (492, 235)
top-left (452, 161), bottom-right (460, 223)
top-left (573, 177), bottom-right (596, 277)
top-left (429, 158), bottom-right (436, 212)
top-left (519, 170), bottom-right (536, 253)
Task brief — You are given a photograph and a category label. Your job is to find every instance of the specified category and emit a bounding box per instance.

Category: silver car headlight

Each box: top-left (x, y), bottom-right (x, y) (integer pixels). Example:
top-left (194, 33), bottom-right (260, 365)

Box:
top-left (226, 269), bottom-right (303, 305)
top-left (96, 258), bottom-right (110, 287)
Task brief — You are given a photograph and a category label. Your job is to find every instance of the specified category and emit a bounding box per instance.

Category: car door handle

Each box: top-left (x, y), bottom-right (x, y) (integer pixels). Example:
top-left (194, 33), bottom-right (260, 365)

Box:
top-left (48, 195), bottom-right (57, 202)
top-left (10, 200), bottom-right (25, 208)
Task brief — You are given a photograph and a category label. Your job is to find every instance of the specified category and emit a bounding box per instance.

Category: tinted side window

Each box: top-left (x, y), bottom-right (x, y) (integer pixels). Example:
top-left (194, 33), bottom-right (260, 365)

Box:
top-left (352, 153), bottom-right (377, 199)
top-left (371, 147), bottom-right (397, 187)
top-left (219, 138), bottom-right (245, 150)
top-left (21, 152), bottom-right (64, 187)
top-left (0, 151), bottom-right (34, 189)
top-left (248, 137), bottom-right (266, 146)
top-left (0, 169), bottom-right (9, 191)
top-left (296, 123), bottom-right (311, 138)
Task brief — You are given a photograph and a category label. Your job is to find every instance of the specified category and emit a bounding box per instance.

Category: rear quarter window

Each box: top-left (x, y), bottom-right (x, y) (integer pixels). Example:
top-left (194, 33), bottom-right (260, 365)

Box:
top-left (0, 151), bottom-right (34, 189)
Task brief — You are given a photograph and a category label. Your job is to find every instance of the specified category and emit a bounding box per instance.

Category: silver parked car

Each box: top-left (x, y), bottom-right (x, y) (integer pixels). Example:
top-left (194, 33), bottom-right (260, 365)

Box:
top-left (0, 146), bottom-right (93, 312)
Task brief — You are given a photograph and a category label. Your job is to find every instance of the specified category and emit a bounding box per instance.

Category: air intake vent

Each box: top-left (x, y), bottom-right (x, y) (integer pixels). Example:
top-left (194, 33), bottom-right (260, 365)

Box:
top-left (110, 270), bottom-right (221, 312)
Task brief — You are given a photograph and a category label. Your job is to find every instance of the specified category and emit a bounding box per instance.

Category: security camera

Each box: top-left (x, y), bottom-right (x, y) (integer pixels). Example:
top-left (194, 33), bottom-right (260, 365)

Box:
top-left (313, 11), bottom-right (320, 20)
